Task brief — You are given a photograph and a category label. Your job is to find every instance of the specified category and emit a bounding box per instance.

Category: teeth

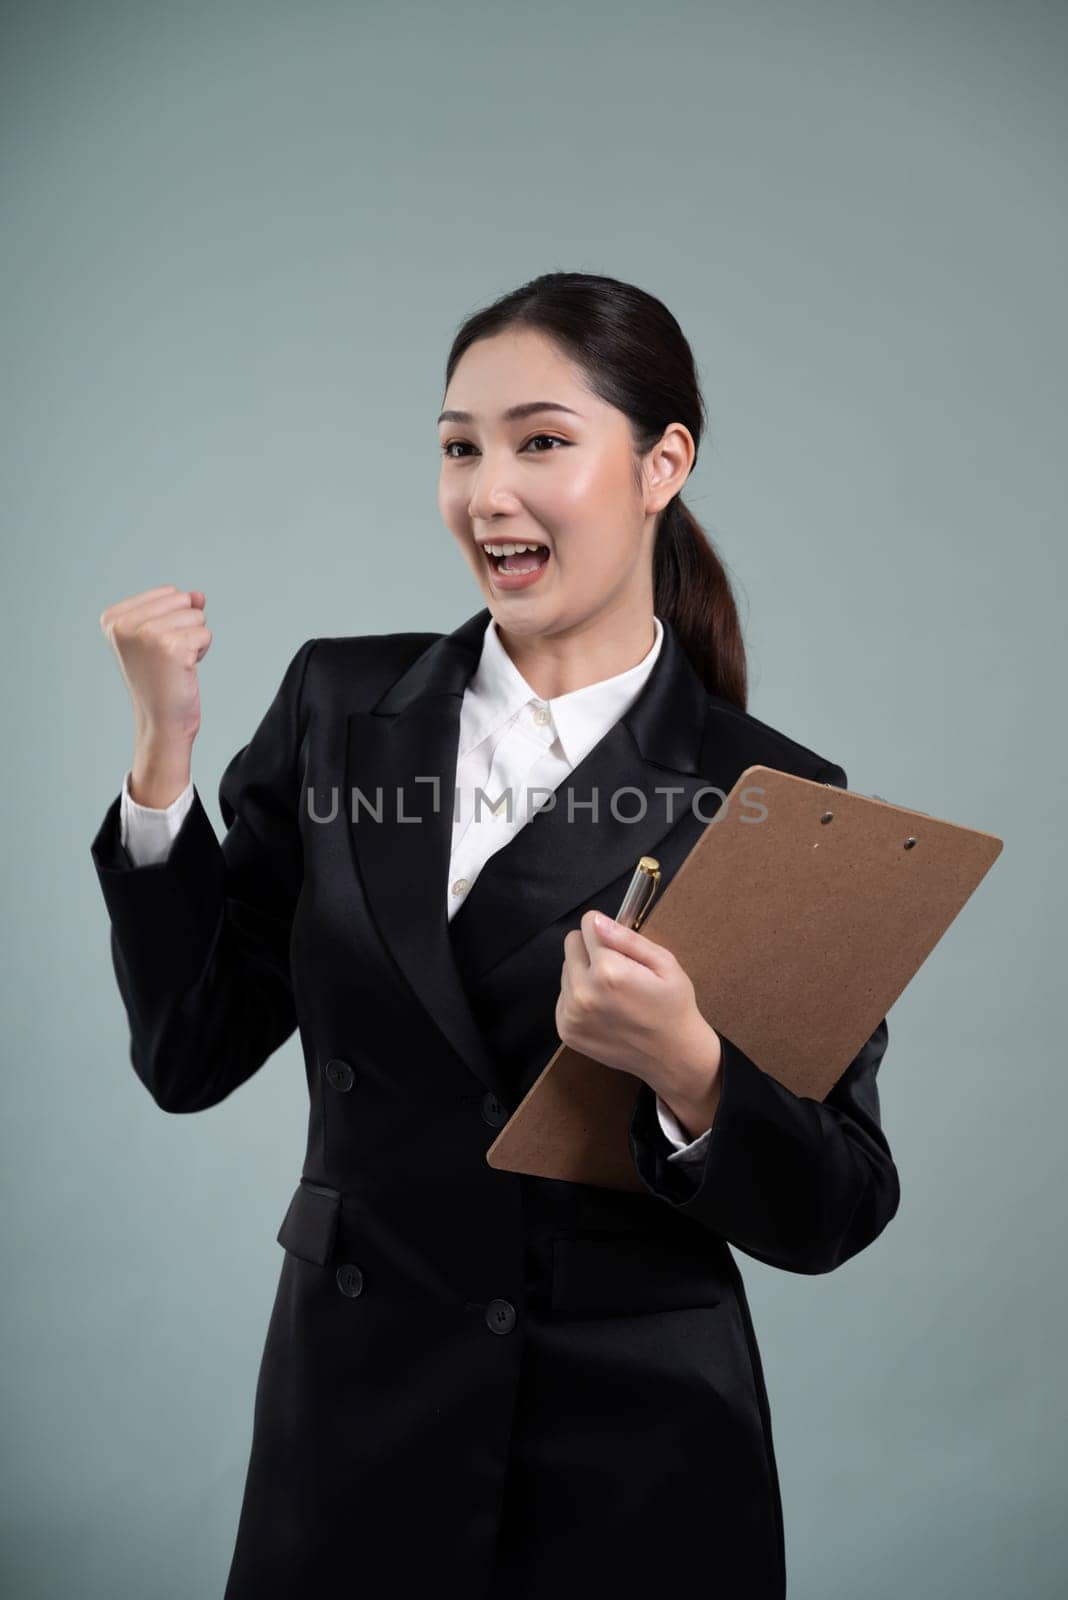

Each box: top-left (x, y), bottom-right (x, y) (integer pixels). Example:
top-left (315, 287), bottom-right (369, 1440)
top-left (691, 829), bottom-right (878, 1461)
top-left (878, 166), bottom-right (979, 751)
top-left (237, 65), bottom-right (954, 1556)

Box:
top-left (482, 542), bottom-right (547, 557)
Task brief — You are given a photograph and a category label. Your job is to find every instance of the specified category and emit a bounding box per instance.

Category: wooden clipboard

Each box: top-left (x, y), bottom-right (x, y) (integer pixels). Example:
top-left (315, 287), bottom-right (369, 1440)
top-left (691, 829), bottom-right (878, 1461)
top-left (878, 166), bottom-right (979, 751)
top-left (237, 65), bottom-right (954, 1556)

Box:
top-left (485, 765), bottom-right (1003, 1192)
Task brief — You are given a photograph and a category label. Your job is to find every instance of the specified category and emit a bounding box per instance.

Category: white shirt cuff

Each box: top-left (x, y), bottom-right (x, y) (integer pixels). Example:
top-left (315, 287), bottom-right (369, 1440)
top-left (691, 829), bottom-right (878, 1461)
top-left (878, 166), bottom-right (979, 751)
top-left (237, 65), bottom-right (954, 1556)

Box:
top-left (655, 1093), bottom-right (712, 1165)
top-left (119, 768), bottom-right (195, 866)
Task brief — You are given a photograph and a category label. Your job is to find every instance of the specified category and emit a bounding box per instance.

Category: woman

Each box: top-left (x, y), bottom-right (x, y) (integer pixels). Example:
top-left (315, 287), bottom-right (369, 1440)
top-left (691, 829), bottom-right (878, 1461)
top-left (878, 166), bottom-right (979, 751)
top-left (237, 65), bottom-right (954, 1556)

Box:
top-left (91, 271), bottom-right (900, 1598)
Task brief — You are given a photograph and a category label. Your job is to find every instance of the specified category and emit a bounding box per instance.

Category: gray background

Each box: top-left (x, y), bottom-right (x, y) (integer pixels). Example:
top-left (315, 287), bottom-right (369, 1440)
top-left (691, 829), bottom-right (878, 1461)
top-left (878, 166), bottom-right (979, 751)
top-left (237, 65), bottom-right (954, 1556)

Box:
top-left (3, 1), bottom-right (1064, 1594)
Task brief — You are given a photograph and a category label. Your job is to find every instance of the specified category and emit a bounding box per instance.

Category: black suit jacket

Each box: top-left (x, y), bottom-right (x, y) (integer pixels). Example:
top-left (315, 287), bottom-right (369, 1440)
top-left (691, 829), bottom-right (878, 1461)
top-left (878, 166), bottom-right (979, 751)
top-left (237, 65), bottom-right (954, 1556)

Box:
top-left (90, 606), bottom-right (900, 1598)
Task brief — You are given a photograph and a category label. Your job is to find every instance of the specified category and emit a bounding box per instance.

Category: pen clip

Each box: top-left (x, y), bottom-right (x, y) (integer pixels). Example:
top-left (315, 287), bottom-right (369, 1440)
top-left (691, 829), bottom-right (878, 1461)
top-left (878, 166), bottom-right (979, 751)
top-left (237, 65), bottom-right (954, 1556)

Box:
top-left (631, 861), bottom-right (661, 931)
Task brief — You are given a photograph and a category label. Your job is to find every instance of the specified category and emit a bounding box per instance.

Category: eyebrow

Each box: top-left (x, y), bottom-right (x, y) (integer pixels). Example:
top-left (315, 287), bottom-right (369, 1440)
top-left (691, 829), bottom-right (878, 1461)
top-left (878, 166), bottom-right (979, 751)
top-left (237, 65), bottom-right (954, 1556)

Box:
top-left (436, 401), bottom-right (582, 427)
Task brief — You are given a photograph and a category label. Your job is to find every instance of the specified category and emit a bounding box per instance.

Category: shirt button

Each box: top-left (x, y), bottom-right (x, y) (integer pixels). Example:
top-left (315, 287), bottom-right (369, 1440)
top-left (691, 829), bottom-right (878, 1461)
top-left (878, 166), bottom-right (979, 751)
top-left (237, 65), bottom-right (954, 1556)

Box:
top-left (532, 705), bottom-right (551, 726)
top-left (451, 877), bottom-right (469, 896)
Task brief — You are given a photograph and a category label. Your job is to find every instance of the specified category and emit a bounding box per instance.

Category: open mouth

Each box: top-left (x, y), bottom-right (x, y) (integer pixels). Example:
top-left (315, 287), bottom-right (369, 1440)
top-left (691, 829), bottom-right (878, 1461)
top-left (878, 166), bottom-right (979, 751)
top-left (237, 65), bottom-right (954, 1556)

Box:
top-left (482, 543), bottom-right (551, 576)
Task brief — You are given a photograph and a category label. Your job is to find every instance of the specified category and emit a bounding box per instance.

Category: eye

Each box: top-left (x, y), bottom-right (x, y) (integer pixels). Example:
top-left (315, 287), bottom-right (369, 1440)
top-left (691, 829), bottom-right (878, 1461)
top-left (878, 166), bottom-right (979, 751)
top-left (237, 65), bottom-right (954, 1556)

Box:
top-left (440, 434), bottom-right (569, 459)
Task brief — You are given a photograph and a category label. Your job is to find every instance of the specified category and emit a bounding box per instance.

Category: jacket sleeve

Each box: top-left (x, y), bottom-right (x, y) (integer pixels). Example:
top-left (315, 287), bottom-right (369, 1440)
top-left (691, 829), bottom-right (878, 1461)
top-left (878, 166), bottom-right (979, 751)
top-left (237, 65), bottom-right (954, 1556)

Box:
top-left (89, 638), bottom-right (318, 1114)
top-left (627, 759), bottom-right (901, 1275)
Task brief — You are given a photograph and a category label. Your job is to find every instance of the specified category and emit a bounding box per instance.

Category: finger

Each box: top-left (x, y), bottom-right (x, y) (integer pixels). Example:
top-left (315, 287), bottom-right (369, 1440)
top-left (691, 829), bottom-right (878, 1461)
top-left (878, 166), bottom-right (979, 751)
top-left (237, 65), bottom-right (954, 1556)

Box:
top-left (106, 586), bottom-right (181, 616)
top-left (583, 909), bottom-right (669, 975)
top-left (141, 608), bottom-right (206, 633)
top-left (562, 926), bottom-right (591, 972)
top-left (102, 589), bottom-right (202, 636)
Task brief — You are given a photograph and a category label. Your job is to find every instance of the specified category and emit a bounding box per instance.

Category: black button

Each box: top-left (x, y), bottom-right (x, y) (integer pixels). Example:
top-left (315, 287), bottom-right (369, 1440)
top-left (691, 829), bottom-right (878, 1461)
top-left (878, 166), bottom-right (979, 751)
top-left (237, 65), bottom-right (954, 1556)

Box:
top-left (480, 1092), bottom-right (508, 1128)
top-left (484, 1298), bottom-right (517, 1335)
top-left (336, 1264), bottom-right (364, 1297)
top-left (325, 1058), bottom-right (355, 1092)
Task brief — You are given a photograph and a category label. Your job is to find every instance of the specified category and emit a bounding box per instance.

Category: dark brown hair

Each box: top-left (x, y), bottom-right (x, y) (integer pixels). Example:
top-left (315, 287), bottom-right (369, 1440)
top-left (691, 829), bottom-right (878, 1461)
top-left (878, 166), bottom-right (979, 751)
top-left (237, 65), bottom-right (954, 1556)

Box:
top-left (442, 270), bottom-right (748, 710)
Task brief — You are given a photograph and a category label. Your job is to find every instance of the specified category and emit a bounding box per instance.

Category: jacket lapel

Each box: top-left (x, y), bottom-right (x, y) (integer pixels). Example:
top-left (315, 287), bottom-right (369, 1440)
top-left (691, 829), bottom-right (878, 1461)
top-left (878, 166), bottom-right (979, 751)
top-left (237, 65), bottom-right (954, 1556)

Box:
top-left (446, 616), bottom-right (716, 986)
top-left (343, 605), bottom-right (717, 1104)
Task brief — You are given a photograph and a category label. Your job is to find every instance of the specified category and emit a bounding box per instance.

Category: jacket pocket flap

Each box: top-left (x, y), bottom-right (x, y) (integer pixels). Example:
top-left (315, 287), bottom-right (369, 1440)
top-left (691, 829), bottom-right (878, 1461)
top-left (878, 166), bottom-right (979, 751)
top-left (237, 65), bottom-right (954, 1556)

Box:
top-left (276, 1180), bottom-right (342, 1267)
top-left (551, 1232), bottom-right (722, 1316)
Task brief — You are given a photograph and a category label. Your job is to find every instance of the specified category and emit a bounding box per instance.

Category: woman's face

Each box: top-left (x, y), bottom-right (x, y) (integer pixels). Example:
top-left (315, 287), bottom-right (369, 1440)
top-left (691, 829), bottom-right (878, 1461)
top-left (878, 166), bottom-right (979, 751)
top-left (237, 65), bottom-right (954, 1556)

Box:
top-left (437, 328), bottom-right (692, 644)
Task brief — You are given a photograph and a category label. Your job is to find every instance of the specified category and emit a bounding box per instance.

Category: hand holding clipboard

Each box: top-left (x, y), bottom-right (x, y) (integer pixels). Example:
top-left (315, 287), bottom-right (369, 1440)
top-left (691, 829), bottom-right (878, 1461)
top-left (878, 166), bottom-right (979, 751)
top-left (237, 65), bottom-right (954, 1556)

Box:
top-left (486, 766), bottom-right (1003, 1192)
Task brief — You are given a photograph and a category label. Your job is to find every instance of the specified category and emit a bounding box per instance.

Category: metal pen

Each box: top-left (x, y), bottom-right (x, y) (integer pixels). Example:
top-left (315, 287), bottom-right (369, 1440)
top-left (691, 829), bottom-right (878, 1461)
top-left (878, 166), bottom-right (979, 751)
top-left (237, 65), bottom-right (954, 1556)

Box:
top-left (613, 855), bottom-right (661, 931)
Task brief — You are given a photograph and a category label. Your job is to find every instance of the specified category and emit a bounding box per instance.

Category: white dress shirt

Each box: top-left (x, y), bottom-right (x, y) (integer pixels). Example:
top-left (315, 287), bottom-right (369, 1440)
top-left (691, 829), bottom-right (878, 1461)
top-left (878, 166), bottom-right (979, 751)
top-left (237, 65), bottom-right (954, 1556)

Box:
top-left (119, 615), bottom-right (713, 1167)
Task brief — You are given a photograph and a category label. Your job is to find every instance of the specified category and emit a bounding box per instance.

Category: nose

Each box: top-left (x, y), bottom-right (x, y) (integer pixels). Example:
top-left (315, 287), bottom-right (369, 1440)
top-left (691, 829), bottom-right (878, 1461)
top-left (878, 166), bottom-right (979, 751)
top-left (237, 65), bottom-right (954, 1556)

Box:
top-left (466, 457), bottom-right (521, 525)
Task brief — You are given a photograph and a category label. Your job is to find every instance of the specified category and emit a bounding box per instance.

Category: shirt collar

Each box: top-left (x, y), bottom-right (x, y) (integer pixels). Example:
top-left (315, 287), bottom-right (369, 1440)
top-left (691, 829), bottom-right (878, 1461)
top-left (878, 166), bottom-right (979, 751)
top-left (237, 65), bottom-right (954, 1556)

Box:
top-left (458, 613), bottom-right (664, 768)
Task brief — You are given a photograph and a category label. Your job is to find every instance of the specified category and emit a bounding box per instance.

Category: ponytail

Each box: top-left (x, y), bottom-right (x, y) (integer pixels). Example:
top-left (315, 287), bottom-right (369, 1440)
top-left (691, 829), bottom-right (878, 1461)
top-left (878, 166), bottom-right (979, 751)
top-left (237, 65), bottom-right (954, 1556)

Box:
top-left (654, 498), bottom-right (747, 709)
